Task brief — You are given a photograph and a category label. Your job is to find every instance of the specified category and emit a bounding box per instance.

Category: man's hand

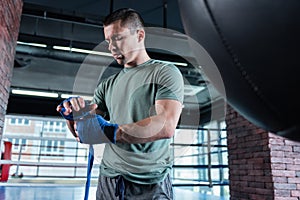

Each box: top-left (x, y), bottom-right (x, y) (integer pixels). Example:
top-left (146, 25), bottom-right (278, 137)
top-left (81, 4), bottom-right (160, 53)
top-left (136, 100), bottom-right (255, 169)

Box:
top-left (56, 96), bottom-right (118, 144)
top-left (56, 96), bottom-right (98, 141)
top-left (56, 96), bottom-right (97, 121)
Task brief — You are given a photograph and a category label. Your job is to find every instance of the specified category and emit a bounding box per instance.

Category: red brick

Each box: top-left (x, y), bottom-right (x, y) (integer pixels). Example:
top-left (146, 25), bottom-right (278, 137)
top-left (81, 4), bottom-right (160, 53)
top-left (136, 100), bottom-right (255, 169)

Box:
top-left (265, 182), bottom-right (274, 189)
top-left (249, 194), bottom-right (273, 200)
top-left (270, 145), bottom-right (292, 152)
top-left (248, 157), bottom-right (264, 164)
top-left (239, 175), bottom-right (255, 181)
top-left (271, 163), bottom-right (286, 170)
top-left (243, 186), bottom-right (257, 194)
top-left (255, 188), bottom-right (274, 196)
top-left (286, 164), bottom-right (300, 171)
top-left (248, 169), bottom-right (264, 176)
top-left (288, 177), bottom-right (300, 184)
top-left (293, 146), bottom-right (300, 152)
top-left (253, 151), bottom-right (271, 158)
top-left (273, 177), bottom-right (288, 183)
top-left (274, 189), bottom-right (291, 197)
top-left (271, 151), bottom-right (285, 157)
top-left (252, 176), bottom-right (273, 183)
top-left (294, 159), bottom-right (300, 164)
top-left (271, 157), bottom-right (294, 164)
top-left (253, 163), bottom-right (271, 170)
top-left (291, 190), bottom-right (300, 197)
top-left (272, 170), bottom-right (296, 177)
top-left (274, 183), bottom-right (297, 190)
top-left (284, 152), bottom-right (300, 159)
top-left (231, 180), bottom-right (248, 188)
top-left (269, 138), bottom-right (285, 145)
top-left (285, 140), bottom-right (300, 146)
top-left (245, 134), bottom-right (264, 141)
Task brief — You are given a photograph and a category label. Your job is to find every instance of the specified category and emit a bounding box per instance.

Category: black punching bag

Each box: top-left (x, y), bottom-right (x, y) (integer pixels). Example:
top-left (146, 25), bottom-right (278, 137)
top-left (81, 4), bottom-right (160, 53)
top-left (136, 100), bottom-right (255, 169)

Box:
top-left (178, 0), bottom-right (300, 140)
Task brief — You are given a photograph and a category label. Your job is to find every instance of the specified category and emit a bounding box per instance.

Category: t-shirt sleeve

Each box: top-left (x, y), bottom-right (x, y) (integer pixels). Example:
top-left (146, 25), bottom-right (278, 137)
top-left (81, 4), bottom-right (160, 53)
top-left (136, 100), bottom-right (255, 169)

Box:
top-left (91, 80), bottom-right (109, 113)
top-left (155, 64), bottom-right (184, 103)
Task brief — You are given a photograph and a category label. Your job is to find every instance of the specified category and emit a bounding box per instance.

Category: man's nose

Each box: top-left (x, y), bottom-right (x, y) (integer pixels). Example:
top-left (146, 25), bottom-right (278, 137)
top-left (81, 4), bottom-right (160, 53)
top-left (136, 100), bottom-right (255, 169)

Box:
top-left (108, 41), bottom-right (117, 52)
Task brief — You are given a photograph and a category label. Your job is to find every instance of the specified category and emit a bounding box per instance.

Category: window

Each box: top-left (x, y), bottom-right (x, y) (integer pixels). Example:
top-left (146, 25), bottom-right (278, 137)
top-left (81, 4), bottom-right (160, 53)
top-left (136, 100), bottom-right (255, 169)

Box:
top-left (43, 121), bottom-right (67, 133)
top-left (9, 118), bottom-right (30, 126)
top-left (172, 120), bottom-right (229, 197)
top-left (8, 138), bottom-right (27, 151)
top-left (41, 140), bottom-right (65, 154)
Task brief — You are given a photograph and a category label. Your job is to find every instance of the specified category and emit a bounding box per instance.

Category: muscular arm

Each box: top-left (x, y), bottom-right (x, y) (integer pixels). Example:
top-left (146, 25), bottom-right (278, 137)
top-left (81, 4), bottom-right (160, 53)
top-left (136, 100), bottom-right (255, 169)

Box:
top-left (116, 99), bottom-right (182, 143)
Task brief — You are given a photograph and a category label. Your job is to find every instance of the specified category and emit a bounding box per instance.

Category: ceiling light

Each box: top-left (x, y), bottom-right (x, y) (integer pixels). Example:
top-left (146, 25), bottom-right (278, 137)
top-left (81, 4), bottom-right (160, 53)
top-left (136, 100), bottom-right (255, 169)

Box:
top-left (53, 46), bottom-right (112, 57)
top-left (11, 89), bottom-right (59, 98)
top-left (17, 41), bottom-right (47, 48)
top-left (60, 94), bottom-right (93, 101)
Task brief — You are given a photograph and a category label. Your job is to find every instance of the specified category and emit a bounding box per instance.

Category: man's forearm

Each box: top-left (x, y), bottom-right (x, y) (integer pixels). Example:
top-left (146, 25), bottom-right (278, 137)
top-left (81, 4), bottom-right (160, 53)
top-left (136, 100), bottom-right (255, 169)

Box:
top-left (116, 114), bottom-right (176, 144)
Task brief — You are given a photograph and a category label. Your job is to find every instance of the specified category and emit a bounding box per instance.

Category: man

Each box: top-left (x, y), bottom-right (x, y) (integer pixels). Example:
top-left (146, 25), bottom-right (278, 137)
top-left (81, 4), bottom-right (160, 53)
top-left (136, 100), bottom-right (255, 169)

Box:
top-left (57, 8), bottom-right (184, 199)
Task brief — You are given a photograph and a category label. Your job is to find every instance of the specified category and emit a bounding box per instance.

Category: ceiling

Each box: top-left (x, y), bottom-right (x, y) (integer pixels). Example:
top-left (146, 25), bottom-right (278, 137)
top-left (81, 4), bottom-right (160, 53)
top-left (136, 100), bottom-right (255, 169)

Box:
top-left (8, 0), bottom-right (225, 127)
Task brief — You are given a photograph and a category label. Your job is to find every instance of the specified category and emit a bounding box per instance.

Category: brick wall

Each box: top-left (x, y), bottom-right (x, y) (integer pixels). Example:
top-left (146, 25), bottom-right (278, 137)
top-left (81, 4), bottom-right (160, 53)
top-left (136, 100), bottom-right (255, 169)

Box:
top-left (226, 105), bottom-right (300, 200)
top-left (269, 133), bottom-right (300, 200)
top-left (0, 0), bottom-right (23, 137)
top-left (226, 106), bottom-right (274, 200)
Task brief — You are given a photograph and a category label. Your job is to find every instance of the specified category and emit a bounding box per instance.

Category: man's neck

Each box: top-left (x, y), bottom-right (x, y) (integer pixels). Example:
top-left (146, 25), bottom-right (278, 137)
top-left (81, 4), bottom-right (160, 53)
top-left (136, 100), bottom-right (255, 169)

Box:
top-left (124, 51), bottom-right (151, 68)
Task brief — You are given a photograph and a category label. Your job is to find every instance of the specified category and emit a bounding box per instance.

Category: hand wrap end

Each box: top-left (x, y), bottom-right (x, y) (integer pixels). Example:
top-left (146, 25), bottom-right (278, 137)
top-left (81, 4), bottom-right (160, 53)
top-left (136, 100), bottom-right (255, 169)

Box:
top-left (76, 114), bottom-right (118, 144)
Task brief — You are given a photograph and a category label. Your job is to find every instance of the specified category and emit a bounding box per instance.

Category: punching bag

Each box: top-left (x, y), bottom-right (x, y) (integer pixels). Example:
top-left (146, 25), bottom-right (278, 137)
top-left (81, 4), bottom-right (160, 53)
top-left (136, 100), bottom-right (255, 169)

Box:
top-left (178, 0), bottom-right (300, 140)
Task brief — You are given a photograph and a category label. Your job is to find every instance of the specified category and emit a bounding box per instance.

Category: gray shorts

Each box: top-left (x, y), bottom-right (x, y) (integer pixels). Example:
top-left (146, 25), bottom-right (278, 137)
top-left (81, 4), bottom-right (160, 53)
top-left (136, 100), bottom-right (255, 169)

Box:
top-left (96, 174), bottom-right (173, 200)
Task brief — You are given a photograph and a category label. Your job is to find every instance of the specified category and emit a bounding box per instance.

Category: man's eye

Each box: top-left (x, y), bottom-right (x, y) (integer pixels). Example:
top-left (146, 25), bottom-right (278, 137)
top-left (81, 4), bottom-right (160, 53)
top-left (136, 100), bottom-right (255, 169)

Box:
top-left (114, 36), bottom-right (123, 41)
top-left (105, 36), bottom-right (123, 44)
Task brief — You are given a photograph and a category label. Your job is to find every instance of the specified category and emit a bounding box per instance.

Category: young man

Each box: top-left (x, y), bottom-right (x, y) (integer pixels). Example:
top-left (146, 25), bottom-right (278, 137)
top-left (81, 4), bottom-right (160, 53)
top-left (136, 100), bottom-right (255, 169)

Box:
top-left (57, 8), bottom-right (184, 199)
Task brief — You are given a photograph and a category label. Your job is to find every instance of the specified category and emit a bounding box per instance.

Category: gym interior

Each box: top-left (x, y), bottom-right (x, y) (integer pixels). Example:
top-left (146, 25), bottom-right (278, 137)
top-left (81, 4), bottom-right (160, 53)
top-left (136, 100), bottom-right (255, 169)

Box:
top-left (0, 0), bottom-right (299, 199)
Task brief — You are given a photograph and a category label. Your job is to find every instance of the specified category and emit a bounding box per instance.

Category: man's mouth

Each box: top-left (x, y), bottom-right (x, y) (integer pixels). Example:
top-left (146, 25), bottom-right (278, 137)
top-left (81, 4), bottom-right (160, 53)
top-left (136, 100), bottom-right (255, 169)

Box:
top-left (113, 54), bottom-right (124, 59)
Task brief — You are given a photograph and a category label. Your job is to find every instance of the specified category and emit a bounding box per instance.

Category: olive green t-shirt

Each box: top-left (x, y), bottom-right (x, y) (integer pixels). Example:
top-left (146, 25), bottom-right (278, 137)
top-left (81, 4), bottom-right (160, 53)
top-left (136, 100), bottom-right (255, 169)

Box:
top-left (92, 59), bottom-right (184, 184)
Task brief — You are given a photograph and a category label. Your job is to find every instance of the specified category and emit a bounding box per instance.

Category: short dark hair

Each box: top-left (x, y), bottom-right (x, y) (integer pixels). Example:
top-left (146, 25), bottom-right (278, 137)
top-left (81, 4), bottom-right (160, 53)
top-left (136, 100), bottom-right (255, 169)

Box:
top-left (103, 8), bottom-right (145, 32)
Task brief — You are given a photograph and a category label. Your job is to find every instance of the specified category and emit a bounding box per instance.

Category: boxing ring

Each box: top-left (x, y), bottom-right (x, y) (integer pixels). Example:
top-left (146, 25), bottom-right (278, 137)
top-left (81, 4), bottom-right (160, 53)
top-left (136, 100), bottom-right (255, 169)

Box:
top-left (0, 184), bottom-right (228, 200)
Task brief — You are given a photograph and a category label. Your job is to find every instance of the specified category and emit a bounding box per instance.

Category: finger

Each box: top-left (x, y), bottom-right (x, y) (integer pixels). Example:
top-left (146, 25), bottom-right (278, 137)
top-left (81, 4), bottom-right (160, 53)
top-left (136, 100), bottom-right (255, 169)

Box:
top-left (74, 122), bottom-right (78, 136)
top-left (74, 122), bottom-right (80, 142)
top-left (63, 100), bottom-right (72, 114)
top-left (77, 97), bottom-right (86, 109)
top-left (66, 120), bottom-right (78, 138)
top-left (56, 105), bottom-right (70, 116)
top-left (89, 104), bottom-right (98, 114)
top-left (56, 105), bottom-right (63, 112)
top-left (75, 137), bottom-right (80, 142)
top-left (70, 97), bottom-right (80, 111)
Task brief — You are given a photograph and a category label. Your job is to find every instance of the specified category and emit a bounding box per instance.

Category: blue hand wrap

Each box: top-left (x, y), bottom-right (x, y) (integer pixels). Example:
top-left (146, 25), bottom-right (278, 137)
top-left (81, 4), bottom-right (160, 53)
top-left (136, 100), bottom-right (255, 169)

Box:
top-left (58, 97), bottom-right (118, 144)
top-left (59, 97), bottom-right (91, 121)
top-left (58, 98), bottom-right (118, 200)
top-left (84, 146), bottom-right (94, 200)
top-left (76, 114), bottom-right (119, 144)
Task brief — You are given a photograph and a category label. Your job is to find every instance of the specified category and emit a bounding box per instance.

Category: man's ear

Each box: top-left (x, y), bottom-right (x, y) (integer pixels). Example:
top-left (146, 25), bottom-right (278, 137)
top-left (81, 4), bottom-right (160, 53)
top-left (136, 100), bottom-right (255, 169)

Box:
top-left (137, 29), bottom-right (145, 42)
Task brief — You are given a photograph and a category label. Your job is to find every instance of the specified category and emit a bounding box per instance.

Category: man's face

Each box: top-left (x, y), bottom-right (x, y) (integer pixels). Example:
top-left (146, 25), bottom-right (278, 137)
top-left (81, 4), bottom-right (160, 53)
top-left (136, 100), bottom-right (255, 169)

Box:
top-left (104, 20), bottom-right (140, 67)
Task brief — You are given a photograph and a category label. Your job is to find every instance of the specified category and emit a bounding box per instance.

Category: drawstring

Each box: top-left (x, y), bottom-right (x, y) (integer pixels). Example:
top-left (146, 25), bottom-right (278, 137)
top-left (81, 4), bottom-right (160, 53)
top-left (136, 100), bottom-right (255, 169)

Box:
top-left (115, 176), bottom-right (125, 200)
